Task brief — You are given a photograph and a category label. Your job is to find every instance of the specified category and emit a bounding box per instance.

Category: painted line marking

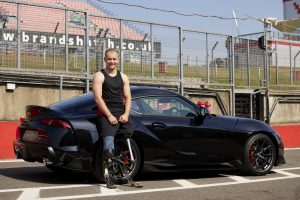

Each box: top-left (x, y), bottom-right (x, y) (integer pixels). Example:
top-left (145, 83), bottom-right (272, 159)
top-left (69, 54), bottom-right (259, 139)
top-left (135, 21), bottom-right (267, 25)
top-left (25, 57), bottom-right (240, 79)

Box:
top-left (34, 174), bottom-right (300, 200)
top-left (17, 188), bottom-right (40, 200)
top-left (0, 159), bottom-right (25, 163)
top-left (222, 175), bottom-right (250, 182)
top-left (273, 169), bottom-right (300, 177)
top-left (285, 147), bottom-right (300, 150)
top-left (100, 185), bottom-right (121, 195)
top-left (0, 184), bottom-right (96, 193)
top-left (0, 167), bottom-right (299, 200)
top-left (173, 179), bottom-right (197, 187)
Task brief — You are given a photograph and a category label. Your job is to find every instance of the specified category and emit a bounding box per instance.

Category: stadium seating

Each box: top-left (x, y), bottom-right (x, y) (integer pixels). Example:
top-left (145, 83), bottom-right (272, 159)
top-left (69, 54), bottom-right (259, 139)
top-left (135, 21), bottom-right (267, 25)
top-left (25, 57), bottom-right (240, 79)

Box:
top-left (0, 0), bottom-right (143, 40)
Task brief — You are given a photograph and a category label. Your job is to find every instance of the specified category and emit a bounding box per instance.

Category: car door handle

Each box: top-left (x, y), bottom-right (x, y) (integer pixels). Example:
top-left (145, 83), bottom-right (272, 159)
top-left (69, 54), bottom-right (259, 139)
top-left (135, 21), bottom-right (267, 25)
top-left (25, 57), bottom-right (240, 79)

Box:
top-left (152, 122), bottom-right (167, 130)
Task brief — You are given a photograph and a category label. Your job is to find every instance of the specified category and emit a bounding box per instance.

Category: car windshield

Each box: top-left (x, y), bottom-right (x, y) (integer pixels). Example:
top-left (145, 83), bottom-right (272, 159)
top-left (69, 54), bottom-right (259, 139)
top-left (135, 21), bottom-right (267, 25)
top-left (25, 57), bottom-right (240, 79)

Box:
top-left (139, 96), bottom-right (197, 117)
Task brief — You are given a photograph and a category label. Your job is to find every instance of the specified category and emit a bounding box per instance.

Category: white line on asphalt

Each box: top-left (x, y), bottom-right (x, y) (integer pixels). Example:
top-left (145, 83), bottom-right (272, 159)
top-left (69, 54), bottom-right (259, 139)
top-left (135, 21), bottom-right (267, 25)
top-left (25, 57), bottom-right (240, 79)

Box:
top-left (0, 167), bottom-right (299, 200)
top-left (273, 169), bottom-right (300, 177)
top-left (173, 179), bottom-right (197, 187)
top-left (17, 188), bottom-right (40, 200)
top-left (0, 184), bottom-right (95, 193)
top-left (35, 174), bottom-right (300, 200)
top-left (285, 147), bottom-right (300, 150)
top-left (100, 184), bottom-right (121, 195)
top-left (0, 159), bottom-right (24, 163)
top-left (222, 175), bottom-right (250, 182)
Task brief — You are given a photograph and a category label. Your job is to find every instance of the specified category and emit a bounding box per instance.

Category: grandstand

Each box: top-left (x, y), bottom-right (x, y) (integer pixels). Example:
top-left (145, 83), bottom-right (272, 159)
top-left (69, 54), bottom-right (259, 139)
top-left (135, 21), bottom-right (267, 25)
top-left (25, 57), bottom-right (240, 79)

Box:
top-left (0, 0), bottom-right (161, 75)
top-left (0, 0), bottom-right (144, 40)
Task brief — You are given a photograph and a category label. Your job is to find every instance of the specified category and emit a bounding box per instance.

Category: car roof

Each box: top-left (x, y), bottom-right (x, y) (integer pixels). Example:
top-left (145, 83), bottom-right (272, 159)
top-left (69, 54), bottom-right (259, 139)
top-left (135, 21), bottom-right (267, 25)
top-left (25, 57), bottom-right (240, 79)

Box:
top-left (131, 86), bottom-right (178, 98)
top-left (49, 86), bottom-right (184, 113)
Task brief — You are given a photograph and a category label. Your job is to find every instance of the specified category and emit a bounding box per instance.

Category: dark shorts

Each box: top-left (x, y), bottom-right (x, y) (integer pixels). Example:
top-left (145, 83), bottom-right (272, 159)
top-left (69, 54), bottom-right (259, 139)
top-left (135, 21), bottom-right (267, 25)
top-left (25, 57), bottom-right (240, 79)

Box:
top-left (97, 115), bottom-right (134, 137)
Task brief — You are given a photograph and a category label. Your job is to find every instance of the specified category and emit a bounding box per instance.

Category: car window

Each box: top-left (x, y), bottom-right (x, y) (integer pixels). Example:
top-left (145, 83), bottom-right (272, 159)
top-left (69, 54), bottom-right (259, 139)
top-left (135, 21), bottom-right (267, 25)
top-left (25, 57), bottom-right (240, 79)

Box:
top-left (131, 99), bottom-right (143, 114)
top-left (139, 96), bottom-right (197, 117)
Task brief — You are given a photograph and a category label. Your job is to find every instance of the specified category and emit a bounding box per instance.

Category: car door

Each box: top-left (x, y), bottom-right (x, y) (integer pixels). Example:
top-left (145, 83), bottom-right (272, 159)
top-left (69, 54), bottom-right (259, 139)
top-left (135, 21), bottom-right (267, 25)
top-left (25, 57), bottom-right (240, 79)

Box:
top-left (137, 95), bottom-right (224, 165)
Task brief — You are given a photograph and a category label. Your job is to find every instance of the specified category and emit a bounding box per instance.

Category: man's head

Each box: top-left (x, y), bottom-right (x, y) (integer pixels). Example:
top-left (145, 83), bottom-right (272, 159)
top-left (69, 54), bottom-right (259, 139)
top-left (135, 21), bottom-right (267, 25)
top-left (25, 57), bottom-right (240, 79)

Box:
top-left (104, 48), bottom-right (119, 70)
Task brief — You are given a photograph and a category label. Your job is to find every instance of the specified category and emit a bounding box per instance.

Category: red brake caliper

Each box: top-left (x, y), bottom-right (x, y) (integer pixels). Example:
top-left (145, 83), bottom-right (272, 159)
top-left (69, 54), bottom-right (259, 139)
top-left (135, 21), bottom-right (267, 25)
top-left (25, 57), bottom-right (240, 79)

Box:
top-left (249, 146), bottom-right (255, 162)
top-left (123, 155), bottom-right (129, 164)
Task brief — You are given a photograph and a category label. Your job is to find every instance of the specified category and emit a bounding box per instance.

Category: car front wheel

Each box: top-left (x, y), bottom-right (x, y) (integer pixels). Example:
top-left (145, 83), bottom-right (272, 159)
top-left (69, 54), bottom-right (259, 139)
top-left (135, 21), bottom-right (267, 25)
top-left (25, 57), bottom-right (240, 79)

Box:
top-left (242, 134), bottom-right (276, 176)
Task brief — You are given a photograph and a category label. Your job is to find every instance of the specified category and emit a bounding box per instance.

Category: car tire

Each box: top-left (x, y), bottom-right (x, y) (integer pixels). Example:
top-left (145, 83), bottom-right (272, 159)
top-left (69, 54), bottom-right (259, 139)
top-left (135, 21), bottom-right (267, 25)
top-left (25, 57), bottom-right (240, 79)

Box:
top-left (242, 134), bottom-right (276, 176)
top-left (92, 138), bottom-right (141, 183)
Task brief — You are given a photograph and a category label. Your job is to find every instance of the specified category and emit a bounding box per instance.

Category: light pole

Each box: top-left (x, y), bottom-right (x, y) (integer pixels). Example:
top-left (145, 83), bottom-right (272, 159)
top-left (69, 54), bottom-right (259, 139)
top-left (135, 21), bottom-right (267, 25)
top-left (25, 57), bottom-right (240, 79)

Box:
top-left (263, 19), bottom-right (270, 125)
top-left (53, 22), bottom-right (59, 70)
top-left (211, 41), bottom-right (218, 78)
top-left (141, 33), bottom-right (148, 75)
top-left (95, 28), bottom-right (110, 71)
top-left (95, 28), bottom-right (103, 71)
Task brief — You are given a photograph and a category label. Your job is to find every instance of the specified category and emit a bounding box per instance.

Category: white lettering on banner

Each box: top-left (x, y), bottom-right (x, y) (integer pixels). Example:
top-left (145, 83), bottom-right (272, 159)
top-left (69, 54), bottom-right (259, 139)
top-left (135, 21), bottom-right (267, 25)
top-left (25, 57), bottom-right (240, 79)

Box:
top-left (142, 44), bottom-right (147, 51)
top-left (122, 42), bottom-right (126, 49)
top-left (3, 32), bottom-right (14, 41)
top-left (40, 35), bottom-right (47, 44)
top-left (76, 36), bottom-right (83, 46)
top-left (32, 35), bottom-right (38, 43)
top-left (59, 35), bottom-right (65, 45)
top-left (69, 37), bottom-right (74, 46)
top-left (107, 38), bottom-right (114, 48)
top-left (1, 30), bottom-right (159, 53)
top-left (49, 36), bottom-right (55, 44)
top-left (128, 43), bottom-right (134, 50)
top-left (22, 32), bottom-right (29, 42)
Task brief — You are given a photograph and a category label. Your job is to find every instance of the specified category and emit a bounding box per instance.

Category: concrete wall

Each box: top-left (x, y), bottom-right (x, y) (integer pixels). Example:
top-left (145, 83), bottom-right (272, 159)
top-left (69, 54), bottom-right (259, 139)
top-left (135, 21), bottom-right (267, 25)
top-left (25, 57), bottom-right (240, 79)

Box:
top-left (2, 83), bottom-right (300, 125)
top-left (1, 83), bottom-right (231, 121)
top-left (269, 95), bottom-right (300, 125)
top-left (189, 90), bottom-right (231, 115)
top-left (0, 84), bottom-right (84, 121)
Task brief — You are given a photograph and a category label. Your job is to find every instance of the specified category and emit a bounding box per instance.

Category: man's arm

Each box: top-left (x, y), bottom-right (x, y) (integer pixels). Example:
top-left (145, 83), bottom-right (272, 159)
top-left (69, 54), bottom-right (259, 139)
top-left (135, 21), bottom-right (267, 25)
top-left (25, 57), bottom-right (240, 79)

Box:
top-left (119, 73), bottom-right (131, 123)
top-left (92, 72), bottom-right (118, 125)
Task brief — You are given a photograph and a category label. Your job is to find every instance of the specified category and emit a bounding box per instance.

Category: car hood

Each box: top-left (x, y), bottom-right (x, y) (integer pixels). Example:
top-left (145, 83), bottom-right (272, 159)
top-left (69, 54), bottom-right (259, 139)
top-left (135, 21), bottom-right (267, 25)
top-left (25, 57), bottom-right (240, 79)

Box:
top-left (209, 115), bottom-right (275, 133)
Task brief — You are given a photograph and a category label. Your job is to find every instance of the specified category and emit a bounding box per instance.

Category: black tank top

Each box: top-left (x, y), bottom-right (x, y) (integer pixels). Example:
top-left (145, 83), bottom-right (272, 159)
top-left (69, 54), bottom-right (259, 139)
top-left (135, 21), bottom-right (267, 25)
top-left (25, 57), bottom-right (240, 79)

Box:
top-left (101, 69), bottom-right (124, 115)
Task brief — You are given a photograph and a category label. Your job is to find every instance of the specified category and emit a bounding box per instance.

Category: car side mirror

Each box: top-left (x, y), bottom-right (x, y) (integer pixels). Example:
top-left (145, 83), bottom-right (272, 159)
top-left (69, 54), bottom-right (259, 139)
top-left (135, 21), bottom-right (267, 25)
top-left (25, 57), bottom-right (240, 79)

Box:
top-left (196, 106), bottom-right (207, 117)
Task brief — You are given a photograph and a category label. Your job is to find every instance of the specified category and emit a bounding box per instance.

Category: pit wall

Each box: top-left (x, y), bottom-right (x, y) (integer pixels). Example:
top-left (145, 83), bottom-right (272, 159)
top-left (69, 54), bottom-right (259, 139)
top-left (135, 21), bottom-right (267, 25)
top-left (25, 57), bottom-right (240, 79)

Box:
top-left (0, 85), bottom-right (84, 120)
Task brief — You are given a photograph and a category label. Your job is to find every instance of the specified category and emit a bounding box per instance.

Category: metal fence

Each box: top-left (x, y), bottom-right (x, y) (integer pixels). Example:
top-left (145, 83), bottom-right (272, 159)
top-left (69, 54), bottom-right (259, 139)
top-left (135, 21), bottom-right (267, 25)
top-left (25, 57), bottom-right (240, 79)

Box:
top-left (1, 0), bottom-right (300, 107)
top-left (0, 1), bottom-right (234, 86)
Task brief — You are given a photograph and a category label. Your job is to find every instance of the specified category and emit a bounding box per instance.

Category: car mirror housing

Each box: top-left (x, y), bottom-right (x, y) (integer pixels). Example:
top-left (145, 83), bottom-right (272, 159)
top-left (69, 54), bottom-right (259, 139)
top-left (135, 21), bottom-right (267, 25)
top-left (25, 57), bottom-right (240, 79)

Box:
top-left (196, 106), bottom-right (207, 117)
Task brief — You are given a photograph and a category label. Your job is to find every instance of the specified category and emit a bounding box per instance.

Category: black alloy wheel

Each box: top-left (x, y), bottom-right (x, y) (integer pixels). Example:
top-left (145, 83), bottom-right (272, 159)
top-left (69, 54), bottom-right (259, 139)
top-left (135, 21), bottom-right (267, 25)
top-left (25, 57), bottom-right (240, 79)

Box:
top-left (242, 134), bottom-right (276, 176)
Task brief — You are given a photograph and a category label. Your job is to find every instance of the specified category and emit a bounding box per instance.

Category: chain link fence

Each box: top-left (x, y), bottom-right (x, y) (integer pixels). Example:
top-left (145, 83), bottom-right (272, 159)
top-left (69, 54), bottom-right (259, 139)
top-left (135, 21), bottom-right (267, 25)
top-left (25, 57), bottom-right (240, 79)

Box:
top-left (1, 0), bottom-right (300, 91)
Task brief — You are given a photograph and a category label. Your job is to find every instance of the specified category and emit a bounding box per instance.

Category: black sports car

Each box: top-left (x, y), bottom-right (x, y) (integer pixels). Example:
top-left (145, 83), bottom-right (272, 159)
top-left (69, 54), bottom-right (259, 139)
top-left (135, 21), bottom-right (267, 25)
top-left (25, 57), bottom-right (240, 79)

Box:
top-left (13, 86), bottom-right (285, 182)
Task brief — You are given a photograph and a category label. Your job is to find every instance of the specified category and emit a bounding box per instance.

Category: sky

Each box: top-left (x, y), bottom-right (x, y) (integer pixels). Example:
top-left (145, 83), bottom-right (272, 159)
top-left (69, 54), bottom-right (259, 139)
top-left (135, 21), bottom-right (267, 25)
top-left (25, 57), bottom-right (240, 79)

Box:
top-left (96, 0), bottom-right (284, 36)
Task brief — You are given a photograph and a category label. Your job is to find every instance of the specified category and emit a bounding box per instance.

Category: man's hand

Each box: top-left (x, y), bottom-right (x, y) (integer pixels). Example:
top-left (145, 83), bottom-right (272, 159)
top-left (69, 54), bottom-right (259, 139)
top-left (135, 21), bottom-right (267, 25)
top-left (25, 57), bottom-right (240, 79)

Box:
top-left (119, 114), bottom-right (129, 123)
top-left (108, 115), bottom-right (118, 125)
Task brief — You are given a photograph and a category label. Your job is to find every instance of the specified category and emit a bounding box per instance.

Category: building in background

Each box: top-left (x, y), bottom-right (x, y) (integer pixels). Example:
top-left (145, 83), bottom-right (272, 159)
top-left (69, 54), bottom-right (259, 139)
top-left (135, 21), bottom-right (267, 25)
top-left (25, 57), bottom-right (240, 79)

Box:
top-left (283, 0), bottom-right (300, 20)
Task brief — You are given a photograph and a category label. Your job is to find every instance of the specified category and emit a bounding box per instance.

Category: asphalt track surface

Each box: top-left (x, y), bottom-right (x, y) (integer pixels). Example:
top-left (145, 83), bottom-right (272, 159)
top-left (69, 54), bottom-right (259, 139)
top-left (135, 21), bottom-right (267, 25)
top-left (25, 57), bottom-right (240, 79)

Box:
top-left (0, 148), bottom-right (300, 200)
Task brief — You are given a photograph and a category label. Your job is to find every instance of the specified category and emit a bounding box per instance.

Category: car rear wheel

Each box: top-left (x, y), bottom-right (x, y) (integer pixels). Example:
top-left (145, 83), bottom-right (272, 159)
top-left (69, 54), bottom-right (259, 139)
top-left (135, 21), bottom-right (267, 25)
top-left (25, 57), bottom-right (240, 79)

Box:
top-left (242, 134), bottom-right (276, 176)
top-left (93, 138), bottom-right (141, 183)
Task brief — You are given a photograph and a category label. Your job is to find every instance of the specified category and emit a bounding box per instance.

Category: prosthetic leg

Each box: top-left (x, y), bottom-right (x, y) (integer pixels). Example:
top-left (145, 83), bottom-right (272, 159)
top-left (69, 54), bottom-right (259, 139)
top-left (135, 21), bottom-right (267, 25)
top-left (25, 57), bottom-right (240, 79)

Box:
top-left (103, 149), bottom-right (117, 189)
top-left (122, 138), bottom-right (143, 188)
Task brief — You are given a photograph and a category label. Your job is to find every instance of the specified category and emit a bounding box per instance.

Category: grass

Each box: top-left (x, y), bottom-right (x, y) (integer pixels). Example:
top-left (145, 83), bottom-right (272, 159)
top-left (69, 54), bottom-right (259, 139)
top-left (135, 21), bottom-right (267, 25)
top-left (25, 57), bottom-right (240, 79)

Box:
top-left (1, 52), bottom-right (300, 89)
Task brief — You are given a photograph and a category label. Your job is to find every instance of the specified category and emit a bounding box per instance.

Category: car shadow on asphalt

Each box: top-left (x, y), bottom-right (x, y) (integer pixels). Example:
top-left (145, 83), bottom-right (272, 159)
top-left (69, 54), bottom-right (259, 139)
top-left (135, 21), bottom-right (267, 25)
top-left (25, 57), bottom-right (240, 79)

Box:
top-left (0, 166), bottom-right (97, 184)
top-left (0, 165), bottom-right (251, 185)
top-left (135, 167), bottom-right (243, 181)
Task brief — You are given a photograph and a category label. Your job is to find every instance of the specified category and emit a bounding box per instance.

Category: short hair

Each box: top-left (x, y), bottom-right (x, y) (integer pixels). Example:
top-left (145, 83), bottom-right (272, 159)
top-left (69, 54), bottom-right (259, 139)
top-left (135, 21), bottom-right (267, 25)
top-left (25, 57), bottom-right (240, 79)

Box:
top-left (105, 48), bottom-right (119, 57)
